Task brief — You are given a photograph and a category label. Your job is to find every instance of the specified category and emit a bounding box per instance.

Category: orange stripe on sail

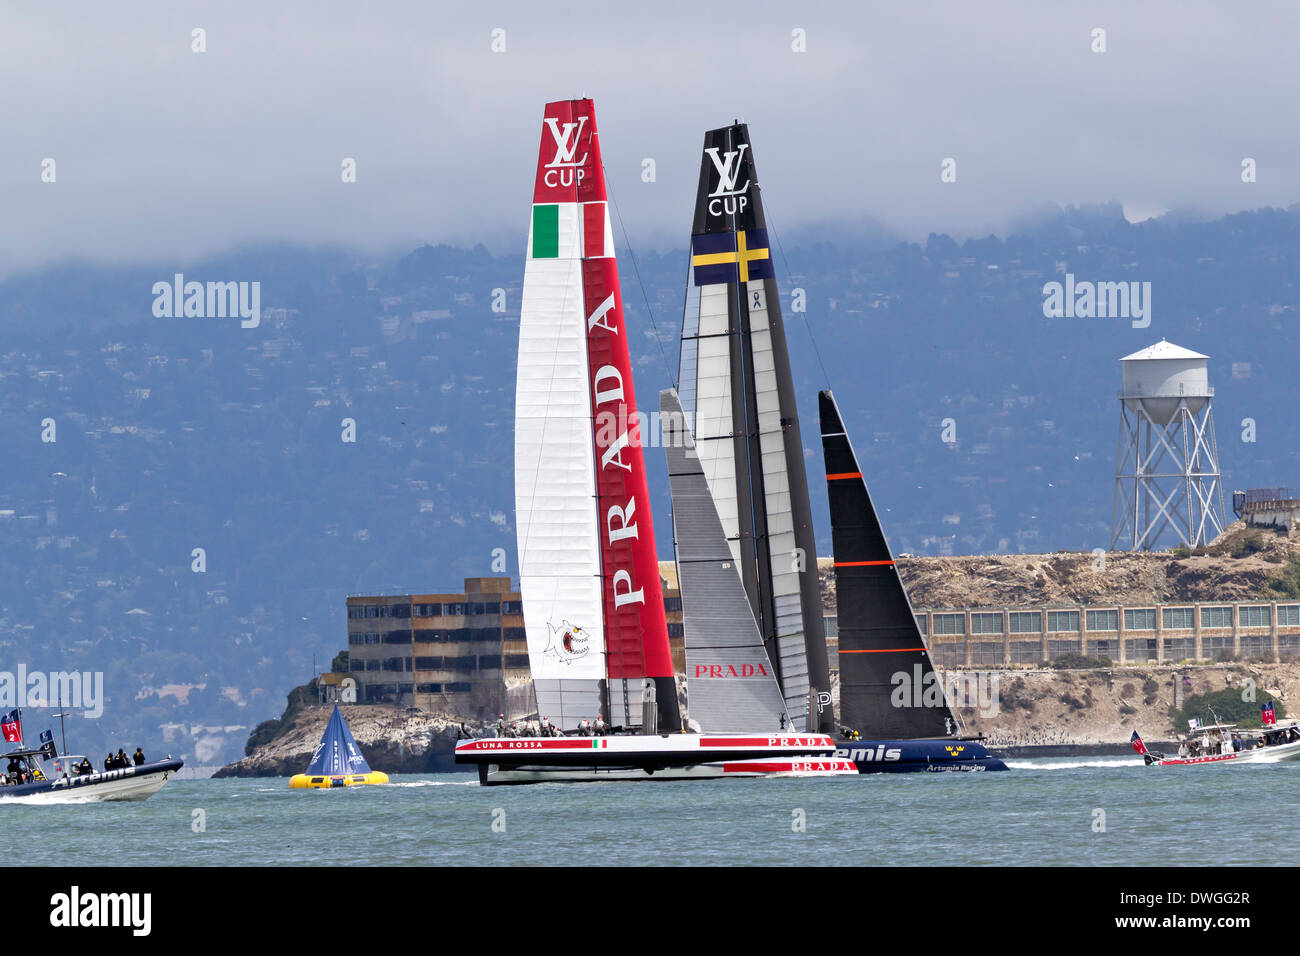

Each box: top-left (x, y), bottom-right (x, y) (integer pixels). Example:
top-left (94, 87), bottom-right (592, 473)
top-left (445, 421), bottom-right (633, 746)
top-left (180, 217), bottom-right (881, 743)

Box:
top-left (840, 647), bottom-right (928, 654)
top-left (833, 560), bottom-right (895, 567)
top-left (825, 472), bottom-right (862, 480)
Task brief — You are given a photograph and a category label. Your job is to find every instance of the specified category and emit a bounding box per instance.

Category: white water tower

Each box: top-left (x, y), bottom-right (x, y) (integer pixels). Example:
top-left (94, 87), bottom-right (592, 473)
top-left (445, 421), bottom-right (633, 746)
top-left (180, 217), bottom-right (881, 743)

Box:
top-left (1111, 340), bottom-right (1226, 550)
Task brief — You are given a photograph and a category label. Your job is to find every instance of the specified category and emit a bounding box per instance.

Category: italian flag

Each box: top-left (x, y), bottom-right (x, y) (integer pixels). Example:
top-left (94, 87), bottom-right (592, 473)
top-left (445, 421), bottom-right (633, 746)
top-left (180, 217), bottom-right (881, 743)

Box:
top-left (530, 203), bottom-right (610, 260)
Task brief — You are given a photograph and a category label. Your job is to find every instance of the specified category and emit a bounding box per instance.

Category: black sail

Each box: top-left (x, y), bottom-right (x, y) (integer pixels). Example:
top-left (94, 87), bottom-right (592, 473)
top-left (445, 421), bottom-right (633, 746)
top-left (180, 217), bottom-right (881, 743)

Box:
top-left (819, 390), bottom-right (957, 738)
top-left (678, 122), bottom-right (832, 731)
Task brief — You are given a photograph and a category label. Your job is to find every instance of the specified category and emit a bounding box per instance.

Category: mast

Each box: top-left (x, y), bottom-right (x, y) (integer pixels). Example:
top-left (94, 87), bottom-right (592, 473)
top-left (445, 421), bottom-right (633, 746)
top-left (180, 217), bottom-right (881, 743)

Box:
top-left (679, 122), bottom-right (832, 731)
top-left (819, 390), bottom-right (957, 738)
top-left (516, 99), bottom-right (679, 733)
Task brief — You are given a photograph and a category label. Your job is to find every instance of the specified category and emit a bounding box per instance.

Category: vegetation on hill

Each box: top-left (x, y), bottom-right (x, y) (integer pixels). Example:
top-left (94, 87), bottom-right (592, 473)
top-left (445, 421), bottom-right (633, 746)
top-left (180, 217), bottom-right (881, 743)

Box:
top-left (1171, 687), bottom-right (1284, 729)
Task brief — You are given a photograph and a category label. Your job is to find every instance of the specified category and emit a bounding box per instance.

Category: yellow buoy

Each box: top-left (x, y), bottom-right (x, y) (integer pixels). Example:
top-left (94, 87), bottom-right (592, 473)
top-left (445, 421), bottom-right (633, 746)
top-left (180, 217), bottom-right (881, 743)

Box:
top-left (289, 771), bottom-right (389, 789)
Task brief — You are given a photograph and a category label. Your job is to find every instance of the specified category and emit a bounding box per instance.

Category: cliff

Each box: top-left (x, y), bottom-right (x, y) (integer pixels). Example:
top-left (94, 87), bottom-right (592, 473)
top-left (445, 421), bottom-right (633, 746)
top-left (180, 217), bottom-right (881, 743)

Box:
top-left (819, 522), bottom-right (1299, 611)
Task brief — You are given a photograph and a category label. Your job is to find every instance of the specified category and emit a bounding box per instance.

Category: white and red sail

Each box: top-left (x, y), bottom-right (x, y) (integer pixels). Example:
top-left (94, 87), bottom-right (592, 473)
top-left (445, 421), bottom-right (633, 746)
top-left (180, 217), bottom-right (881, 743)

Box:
top-left (517, 99), bottom-right (675, 730)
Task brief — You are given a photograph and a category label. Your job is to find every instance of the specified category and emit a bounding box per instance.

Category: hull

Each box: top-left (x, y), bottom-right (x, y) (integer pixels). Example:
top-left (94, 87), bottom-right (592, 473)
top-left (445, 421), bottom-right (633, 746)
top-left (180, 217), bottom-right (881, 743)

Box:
top-left (835, 739), bottom-right (1009, 773)
top-left (1147, 739), bottom-right (1300, 766)
top-left (0, 759), bottom-right (184, 803)
top-left (456, 733), bottom-right (851, 785)
top-left (480, 757), bottom-right (857, 785)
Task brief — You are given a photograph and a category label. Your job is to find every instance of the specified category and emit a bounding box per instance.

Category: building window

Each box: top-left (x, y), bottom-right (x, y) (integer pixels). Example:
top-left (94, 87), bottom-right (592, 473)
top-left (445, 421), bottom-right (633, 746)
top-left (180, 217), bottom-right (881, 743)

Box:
top-left (1048, 610), bottom-right (1080, 632)
top-left (364, 633), bottom-right (380, 644)
top-left (445, 655), bottom-right (476, 671)
top-left (664, 597), bottom-right (683, 612)
top-left (1241, 605), bottom-right (1271, 628)
top-left (502, 627), bottom-right (526, 641)
top-left (971, 612), bottom-right (1002, 635)
top-left (414, 657), bottom-right (442, 670)
top-left (502, 601), bottom-right (523, 615)
top-left (347, 605), bottom-right (369, 619)
top-left (1009, 611), bottom-right (1041, 634)
top-left (446, 682), bottom-right (472, 693)
top-left (667, 622), bottom-right (684, 638)
top-left (444, 603), bottom-right (466, 616)
top-left (824, 616), bottom-right (839, 638)
top-left (348, 633), bottom-right (364, 645)
top-left (1279, 605), bottom-right (1300, 627)
top-left (1162, 607), bottom-right (1194, 629)
top-left (1124, 609), bottom-right (1156, 631)
top-left (363, 605), bottom-right (379, 618)
top-left (1086, 610), bottom-right (1118, 632)
top-left (468, 602), bottom-right (486, 615)
top-left (365, 660), bottom-right (380, 671)
top-left (933, 613), bottom-right (964, 635)
top-left (504, 654), bottom-right (530, 668)
top-left (413, 603), bottom-right (442, 618)
top-left (483, 601), bottom-right (501, 614)
top-left (349, 660), bottom-right (365, 672)
top-left (914, 614), bottom-right (927, 635)
top-left (380, 604), bottom-right (410, 618)
top-left (1201, 606), bottom-right (1233, 628)
top-left (416, 683), bottom-right (442, 694)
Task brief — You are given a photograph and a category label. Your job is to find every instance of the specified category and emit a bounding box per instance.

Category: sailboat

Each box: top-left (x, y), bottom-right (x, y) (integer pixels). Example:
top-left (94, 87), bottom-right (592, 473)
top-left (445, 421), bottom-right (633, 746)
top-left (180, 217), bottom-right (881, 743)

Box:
top-left (454, 98), bottom-right (852, 785)
top-left (290, 704), bottom-right (389, 788)
top-left (820, 392), bottom-right (1007, 771)
top-left (676, 121), bottom-right (833, 733)
top-left (676, 121), bottom-right (1005, 772)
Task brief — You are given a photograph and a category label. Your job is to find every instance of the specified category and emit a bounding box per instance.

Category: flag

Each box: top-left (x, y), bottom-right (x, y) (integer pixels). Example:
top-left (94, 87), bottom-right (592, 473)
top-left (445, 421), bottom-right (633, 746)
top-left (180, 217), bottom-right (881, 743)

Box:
top-left (691, 229), bottom-right (775, 285)
top-left (1, 710), bottom-right (20, 743)
top-left (38, 729), bottom-right (56, 760)
top-left (1130, 730), bottom-right (1148, 756)
top-left (1263, 701), bottom-right (1277, 726)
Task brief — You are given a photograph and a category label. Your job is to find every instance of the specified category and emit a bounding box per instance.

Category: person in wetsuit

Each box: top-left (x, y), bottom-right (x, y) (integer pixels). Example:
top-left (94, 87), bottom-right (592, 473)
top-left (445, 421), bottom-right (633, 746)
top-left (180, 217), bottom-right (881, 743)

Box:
top-left (133, 747), bottom-right (145, 766)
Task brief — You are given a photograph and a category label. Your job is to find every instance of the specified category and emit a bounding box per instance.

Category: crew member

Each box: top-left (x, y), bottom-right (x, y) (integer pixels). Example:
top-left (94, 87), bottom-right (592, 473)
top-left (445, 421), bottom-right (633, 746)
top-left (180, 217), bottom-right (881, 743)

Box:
top-left (577, 718), bottom-right (591, 736)
top-left (133, 747), bottom-right (146, 766)
top-left (496, 714), bottom-right (506, 737)
top-left (594, 714), bottom-right (607, 736)
top-left (104, 752), bottom-right (115, 771)
top-left (78, 757), bottom-right (92, 775)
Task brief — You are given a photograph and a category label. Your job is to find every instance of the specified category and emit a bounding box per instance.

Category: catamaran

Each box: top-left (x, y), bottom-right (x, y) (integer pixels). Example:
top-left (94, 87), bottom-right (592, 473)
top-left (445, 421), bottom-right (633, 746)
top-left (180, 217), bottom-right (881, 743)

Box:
top-left (454, 99), bottom-right (853, 785)
top-left (0, 709), bottom-right (183, 802)
top-left (675, 121), bottom-right (1005, 772)
top-left (819, 392), bottom-right (1007, 771)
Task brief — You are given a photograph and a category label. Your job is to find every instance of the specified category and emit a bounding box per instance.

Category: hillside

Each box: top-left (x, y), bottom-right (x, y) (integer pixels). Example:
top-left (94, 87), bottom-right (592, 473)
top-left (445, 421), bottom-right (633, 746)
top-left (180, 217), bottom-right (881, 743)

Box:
top-left (819, 523), bottom-right (1299, 611)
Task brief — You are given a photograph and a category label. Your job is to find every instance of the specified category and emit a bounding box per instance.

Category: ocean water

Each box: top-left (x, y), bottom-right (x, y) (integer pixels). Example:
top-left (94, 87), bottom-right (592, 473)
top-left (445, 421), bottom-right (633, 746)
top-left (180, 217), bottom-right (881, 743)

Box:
top-left (5, 757), bottom-right (1298, 866)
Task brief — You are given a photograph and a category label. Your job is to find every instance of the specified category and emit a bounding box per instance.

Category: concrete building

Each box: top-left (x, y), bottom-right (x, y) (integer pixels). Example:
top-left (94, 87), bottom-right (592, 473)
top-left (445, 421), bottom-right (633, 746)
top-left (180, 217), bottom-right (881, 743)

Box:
top-left (1235, 488), bottom-right (1300, 535)
top-left (346, 575), bottom-right (684, 718)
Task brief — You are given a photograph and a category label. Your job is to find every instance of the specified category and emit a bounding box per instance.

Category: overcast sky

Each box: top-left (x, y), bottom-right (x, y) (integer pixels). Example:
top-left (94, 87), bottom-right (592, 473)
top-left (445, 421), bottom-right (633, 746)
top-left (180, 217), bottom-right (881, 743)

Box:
top-left (2, 1), bottom-right (1299, 275)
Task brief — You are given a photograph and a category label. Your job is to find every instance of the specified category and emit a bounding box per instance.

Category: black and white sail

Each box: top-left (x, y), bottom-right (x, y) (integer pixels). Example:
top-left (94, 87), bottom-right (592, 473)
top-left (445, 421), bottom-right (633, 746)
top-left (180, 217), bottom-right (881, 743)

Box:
top-left (819, 390), bottom-right (958, 738)
top-left (662, 388), bottom-right (791, 732)
top-left (677, 122), bottom-right (832, 731)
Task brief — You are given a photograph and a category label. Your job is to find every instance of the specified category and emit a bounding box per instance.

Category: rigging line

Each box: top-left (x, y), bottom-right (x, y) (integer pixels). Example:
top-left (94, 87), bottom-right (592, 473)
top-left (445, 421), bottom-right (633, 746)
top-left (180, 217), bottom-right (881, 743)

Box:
top-left (763, 201), bottom-right (832, 393)
top-left (605, 168), bottom-right (678, 391)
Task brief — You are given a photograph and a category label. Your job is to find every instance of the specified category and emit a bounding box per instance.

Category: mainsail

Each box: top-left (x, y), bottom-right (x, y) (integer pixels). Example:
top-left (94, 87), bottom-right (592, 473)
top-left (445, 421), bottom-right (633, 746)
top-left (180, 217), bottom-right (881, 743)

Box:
top-left (819, 390), bottom-right (958, 738)
top-left (516, 99), bottom-right (678, 732)
top-left (663, 388), bottom-right (790, 732)
top-left (677, 122), bottom-right (831, 731)
top-left (305, 705), bottom-right (373, 776)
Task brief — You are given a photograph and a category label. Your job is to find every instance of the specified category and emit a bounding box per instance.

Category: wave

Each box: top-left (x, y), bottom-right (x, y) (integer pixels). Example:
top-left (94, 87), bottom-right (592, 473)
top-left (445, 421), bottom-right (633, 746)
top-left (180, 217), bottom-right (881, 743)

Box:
top-left (1004, 758), bottom-right (1136, 770)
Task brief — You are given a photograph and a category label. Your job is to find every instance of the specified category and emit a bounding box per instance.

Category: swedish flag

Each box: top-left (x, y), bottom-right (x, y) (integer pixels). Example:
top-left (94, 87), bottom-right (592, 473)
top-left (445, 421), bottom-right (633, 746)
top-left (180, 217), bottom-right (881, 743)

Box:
top-left (691, 229), bottom-right (774, 286)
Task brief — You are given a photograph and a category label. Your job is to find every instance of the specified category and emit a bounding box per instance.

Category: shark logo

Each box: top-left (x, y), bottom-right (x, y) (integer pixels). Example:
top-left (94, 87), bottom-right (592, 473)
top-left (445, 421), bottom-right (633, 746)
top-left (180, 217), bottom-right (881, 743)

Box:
top-left (544, 620), bottom-right (591, 664)
top-left (704, 144), bottom-right (750, 216)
